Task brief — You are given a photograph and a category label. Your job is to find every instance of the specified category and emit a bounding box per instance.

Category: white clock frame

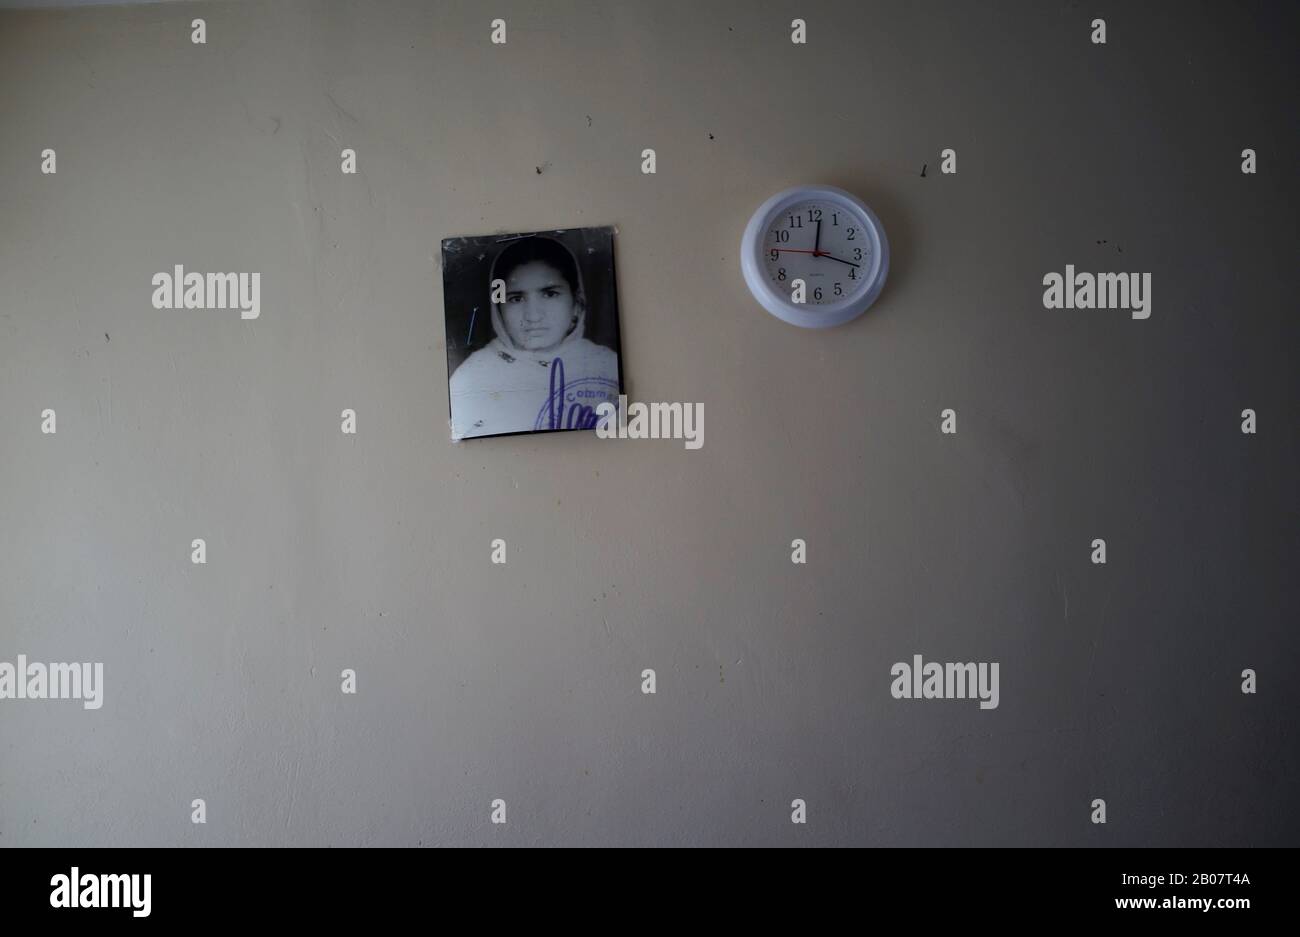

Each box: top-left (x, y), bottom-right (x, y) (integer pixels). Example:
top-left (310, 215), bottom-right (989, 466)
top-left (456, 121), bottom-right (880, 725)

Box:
top-left (740, 184), bottom-right (890, 329)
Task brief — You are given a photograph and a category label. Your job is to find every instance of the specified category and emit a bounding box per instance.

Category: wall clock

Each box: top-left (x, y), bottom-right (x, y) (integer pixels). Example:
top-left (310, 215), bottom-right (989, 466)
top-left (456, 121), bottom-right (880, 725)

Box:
top-left (740, 184), bottom-right (890, 328)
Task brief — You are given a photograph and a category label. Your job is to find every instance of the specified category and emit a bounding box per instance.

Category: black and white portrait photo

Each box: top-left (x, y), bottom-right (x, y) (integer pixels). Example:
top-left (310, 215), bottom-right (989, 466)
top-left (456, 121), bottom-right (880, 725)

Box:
top-left (441, 227), bottom-right (624, 440)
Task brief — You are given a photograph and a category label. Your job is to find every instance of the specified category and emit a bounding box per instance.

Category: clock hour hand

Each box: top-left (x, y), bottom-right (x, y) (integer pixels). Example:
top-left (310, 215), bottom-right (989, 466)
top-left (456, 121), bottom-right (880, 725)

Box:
top-left (819, 252), bottom-right (860, 268)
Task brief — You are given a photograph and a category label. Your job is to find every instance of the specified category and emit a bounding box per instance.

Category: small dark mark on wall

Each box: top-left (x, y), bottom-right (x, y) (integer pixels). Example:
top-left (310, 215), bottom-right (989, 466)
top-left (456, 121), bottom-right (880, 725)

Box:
top-left (586, 115), bottom-right (592, 127)
top-left (708, 133), bottom-right (714, 140)
top-left (920, 163), bottom-right (927, 177)
top-left (104, 333), bottom-right (110, 342)
top-left (535, 161), bottom-right (550, 175)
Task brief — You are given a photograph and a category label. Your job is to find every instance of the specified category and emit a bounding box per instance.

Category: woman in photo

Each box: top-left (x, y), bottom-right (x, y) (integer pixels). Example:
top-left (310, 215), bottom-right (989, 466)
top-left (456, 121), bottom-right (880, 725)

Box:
top-left (448, 235), bottom-right (620, 438)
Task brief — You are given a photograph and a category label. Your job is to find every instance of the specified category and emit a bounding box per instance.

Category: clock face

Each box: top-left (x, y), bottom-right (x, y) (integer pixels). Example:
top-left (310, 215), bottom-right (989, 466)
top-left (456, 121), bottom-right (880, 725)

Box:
top-left (761, 200), bottom-right (872, 306)
top-left (740, 184), bottom-right (889, 328)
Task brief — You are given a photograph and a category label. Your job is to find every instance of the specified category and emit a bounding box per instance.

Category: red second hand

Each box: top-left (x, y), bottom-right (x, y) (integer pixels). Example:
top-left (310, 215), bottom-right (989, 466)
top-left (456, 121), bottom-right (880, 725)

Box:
top-left (773, 248), bottom-right (827, 256)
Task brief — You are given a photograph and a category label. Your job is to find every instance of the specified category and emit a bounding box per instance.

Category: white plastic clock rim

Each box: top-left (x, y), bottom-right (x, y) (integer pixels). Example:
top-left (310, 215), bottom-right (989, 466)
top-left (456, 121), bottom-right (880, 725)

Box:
top-left (740, 184), bottom-right (890, 329)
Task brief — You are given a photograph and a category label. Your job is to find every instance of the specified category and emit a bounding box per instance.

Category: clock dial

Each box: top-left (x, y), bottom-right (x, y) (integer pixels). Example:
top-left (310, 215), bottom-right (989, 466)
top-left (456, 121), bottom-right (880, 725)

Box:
top-left (761, 201), bottom-right (871, 306)
top-left (740, 184), bottom-right (889, 328)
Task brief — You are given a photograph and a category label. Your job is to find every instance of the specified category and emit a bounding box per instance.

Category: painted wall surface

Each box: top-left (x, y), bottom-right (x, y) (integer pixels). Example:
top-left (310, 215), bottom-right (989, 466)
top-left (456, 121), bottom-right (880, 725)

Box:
top-left (0, 0), bottom-right (1296, 847)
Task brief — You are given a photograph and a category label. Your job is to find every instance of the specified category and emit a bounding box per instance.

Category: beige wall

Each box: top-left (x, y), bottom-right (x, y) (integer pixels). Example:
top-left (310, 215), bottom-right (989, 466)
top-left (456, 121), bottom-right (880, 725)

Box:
top-left (1, 0), bottom-right (1296, 846)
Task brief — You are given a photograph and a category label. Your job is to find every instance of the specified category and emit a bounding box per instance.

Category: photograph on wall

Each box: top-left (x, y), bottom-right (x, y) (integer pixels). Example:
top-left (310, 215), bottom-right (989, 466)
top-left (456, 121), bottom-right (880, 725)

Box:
top-left (441, 226), bottom-right (623, 440)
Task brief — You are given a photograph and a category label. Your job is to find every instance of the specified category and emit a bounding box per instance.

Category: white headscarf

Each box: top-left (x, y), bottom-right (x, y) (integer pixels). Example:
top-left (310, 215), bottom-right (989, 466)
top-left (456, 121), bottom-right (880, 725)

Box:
top-left (485, 236), bottom-right (587, 363)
